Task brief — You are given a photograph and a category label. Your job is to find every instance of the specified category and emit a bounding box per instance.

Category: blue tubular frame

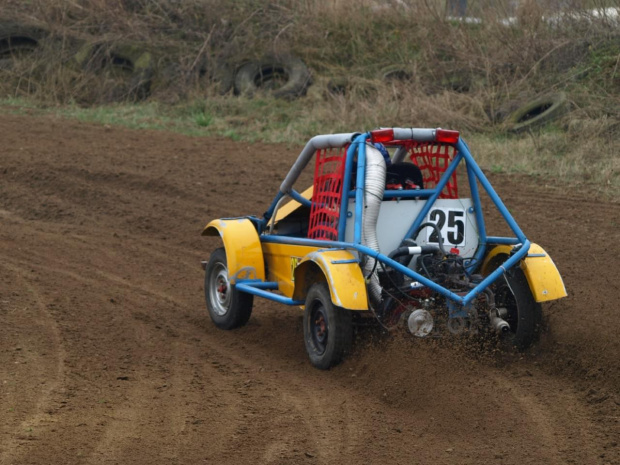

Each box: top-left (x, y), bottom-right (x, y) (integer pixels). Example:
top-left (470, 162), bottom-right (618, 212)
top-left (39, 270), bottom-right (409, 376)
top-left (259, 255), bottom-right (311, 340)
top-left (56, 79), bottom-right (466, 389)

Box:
top-left (235, 280), bottom-right (304, 305)
top-left (289, 189), bottom-right (312, 208)
top-left (249, 131), bottom-right (530, 309)
top-left (262, 191), bottom-right (285, 226)
top-left (337, 139), bottom-right (363, 241)
top-left (353, 135), bottom-right (369, 244)
top-left (382, 189), bottom-right (435, 199)
top-left (465, 156), bottom-right (487, 271)
top-left (259, 235), bottom-right (530, 306)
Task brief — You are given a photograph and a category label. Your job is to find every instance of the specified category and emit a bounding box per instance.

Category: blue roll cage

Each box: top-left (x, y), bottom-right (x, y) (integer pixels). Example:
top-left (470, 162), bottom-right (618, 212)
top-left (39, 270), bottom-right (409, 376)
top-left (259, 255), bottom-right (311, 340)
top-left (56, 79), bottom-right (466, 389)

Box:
top-left (236, 131), bottom-right (529, 310)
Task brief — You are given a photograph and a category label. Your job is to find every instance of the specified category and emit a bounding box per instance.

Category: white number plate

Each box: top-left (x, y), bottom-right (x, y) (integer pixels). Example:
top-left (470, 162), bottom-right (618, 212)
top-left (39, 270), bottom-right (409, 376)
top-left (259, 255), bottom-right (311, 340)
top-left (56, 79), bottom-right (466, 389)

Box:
top-left (426, 207), bottom-right (466, 247)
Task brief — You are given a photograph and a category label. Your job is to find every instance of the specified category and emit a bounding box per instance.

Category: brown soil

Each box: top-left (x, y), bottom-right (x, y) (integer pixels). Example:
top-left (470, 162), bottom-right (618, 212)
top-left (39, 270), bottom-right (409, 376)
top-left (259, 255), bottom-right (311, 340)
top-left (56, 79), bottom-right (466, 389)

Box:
top-left (0, 113), bottom-right (618, 465)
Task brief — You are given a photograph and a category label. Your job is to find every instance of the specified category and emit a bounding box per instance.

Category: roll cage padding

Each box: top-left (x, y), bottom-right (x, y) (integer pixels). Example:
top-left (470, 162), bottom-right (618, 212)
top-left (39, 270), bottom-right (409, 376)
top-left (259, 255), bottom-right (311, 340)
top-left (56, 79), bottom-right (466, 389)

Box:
top-left (280, 128), bottom-right (445, 196)
top-left (280, 133), bottom-right (357, 195)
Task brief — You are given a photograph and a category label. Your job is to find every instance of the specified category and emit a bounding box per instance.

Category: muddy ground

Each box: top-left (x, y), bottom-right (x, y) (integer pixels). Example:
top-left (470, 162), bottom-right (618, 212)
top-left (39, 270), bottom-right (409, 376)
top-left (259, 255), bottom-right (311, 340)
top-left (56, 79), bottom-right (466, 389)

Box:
top-left (0, 113), bottom-right (618, 464)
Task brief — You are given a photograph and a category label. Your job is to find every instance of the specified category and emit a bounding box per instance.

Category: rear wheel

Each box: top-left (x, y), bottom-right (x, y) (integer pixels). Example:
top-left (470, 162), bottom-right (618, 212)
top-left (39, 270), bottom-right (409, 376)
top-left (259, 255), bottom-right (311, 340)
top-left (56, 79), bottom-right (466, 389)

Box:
top-left (495, 267), bottom-right (542, 350)
top-left (303, 283), bottom-right (352, 369)
top-left (204, 247), bottom-right (253, 330)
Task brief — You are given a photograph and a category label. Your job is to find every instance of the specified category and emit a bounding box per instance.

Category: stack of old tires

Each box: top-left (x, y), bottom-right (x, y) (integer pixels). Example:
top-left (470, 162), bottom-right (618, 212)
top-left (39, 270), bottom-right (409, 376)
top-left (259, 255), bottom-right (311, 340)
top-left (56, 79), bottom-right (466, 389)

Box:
top-left (0, 23), bottom-right (44, 69)
top-left (0, 20), bottom-right (570, 132)
top-left (0, 22), bottom-right (47, 95)
top-left (0, 21), bottom-right (313, 103)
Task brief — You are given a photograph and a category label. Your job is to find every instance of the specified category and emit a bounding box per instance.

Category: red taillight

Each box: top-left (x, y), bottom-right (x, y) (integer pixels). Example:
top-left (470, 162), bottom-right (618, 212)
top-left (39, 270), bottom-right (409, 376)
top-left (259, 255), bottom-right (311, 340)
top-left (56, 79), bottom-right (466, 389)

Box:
top-left (370, 128), bottom-right (394, 143)
top-left (436, 129), bottom-right (460, 144)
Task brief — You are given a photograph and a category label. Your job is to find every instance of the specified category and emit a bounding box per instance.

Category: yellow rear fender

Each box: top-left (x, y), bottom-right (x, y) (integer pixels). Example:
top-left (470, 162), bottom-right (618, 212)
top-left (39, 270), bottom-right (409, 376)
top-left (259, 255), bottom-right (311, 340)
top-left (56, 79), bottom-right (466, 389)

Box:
top-left (293, 250), bottom-right (368, 311)
top-left (481, 243), bottom-right (567, 303)
top-left (202, 218), bottom-right (265, 283)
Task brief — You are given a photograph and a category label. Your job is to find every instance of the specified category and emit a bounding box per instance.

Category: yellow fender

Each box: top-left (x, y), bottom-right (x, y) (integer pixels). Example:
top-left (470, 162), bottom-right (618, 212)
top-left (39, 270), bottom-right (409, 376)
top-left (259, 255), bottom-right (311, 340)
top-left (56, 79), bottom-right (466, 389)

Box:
top-left (481, 243), bottom-right (567, 303)
top-left (293, 250), bottom-right (368, 311)
top-left (202, 218), bottom-right (265, 284)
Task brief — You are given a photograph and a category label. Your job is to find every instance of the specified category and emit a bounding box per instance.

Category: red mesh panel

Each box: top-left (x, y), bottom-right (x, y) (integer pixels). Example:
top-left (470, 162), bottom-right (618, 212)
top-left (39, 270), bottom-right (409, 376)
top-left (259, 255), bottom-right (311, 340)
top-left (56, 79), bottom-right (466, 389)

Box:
top-left (407, 142), bottom-right (458, 199)
top-left (307, 147), bottom-right (347, 240)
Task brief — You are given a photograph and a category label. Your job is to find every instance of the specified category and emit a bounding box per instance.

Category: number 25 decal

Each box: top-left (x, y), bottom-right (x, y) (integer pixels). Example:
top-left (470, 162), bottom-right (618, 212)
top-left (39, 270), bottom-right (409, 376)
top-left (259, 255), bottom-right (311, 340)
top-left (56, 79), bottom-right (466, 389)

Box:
top-left (427, 208), bottom-right (465, 246)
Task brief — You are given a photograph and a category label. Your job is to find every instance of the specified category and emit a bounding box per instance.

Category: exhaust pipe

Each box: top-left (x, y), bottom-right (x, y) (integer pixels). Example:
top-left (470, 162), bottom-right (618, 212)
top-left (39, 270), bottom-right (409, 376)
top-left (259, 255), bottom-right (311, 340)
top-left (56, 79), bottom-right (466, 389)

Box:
top-left (490, 308), bottom-right (510, 334)
top-left (361, 145), bottom-right (386, 308)
top-left (482, 290), bottom-right (510, 335)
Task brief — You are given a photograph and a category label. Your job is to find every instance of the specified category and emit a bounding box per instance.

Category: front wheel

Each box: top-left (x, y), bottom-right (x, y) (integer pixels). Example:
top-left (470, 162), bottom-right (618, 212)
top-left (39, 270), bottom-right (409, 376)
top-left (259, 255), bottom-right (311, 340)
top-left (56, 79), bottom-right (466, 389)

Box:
top-left (204, 247), bottom-right (253, 330)
top-left (303, 283), bottom-right (352, 370)
top-left (495, 267), bottom-right (542, 351)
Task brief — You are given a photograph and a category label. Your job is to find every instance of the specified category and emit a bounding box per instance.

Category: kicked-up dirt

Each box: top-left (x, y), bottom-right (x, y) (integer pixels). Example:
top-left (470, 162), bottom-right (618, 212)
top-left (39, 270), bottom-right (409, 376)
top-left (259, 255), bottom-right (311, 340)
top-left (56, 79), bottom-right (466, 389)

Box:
top-left (0, 113), bottom-right (618, 464)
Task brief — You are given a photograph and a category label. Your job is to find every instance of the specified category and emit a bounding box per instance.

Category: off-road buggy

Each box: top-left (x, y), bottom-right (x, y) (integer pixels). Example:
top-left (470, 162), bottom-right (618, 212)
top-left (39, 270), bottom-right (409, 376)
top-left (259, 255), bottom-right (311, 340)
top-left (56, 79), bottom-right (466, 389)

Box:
top-left (202, 128), bottom-right (567, 369)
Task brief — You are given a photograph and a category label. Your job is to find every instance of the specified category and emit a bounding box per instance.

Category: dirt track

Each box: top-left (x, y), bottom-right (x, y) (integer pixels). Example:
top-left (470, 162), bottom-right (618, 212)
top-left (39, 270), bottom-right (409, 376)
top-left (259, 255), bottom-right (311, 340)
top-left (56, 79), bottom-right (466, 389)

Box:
top-left (0, 113), bottom-right (618, 464)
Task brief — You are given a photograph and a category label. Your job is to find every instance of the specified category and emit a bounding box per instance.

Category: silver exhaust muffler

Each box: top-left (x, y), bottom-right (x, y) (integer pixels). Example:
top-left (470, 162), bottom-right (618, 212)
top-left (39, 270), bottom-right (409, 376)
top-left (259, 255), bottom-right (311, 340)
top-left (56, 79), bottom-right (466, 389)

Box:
top-left (490, 307), bottom-right (510, 334)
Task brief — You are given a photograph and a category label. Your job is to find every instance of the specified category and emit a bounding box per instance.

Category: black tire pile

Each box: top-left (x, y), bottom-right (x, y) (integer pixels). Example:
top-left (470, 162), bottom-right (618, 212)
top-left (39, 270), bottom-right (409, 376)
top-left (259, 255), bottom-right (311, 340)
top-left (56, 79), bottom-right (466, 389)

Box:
top-left (0, 21), bottom-right (570, 133)
top-left (0, 22), bottom-right (313, 103)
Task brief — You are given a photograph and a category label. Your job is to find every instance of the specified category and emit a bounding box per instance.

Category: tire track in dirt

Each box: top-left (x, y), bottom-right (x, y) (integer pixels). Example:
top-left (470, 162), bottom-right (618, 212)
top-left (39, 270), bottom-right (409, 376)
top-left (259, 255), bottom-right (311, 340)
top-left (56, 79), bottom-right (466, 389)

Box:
top-left (1, 225), bottom-right (338, 463)
top-left (0, 262), bottom-right (67, 465)
top-left (491, 372), bottom-right (600, 465)
top-left (278, 388), bottom-right (361, 463)
top-left (80, 336), bottom-right (247, 464)
top-left (2, 231), bottom-right (246, 463)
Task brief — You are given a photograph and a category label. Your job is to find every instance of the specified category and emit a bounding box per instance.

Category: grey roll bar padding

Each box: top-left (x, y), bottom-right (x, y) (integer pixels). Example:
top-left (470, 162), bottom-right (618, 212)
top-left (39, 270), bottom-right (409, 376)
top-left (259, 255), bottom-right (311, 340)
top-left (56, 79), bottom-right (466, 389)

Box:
top-left (280, 128), bottom-right (440, 193)
top-left (392, 128), bottom-right (437, 141)
top-left (387, 128), bottom-right (440, 163)
top-left (280, 132), bottom-right (357, 194)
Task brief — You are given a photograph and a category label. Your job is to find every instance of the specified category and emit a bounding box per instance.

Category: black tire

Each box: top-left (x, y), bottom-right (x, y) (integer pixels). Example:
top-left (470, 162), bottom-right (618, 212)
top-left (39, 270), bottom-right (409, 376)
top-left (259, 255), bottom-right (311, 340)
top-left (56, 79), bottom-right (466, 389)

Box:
top-left (204, 247), bottom-right (253, 330)
top-left (506, 93), bottom-right (568, 133)
top-left (234, 54), bottom-right (312, 99)
top-left (495, 267), bottom-right (542, 351)
top-left (303, 282), bottom-right (352, 370)
top-left (0, 23), bottom-right (46, 70)
top-left (74, 42), bottom-right (154, 102)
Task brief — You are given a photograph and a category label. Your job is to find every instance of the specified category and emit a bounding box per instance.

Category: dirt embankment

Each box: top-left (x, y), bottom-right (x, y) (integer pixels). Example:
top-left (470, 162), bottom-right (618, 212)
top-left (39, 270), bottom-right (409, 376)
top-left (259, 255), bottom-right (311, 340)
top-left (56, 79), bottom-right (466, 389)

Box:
top-left (0, 114), bottom-right (618, 464)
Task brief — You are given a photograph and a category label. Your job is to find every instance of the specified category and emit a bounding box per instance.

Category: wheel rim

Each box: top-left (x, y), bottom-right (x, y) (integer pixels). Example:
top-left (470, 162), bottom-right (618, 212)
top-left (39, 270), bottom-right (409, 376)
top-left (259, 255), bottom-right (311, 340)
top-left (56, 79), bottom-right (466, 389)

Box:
top-left (309, 303), bottom-right (328, 355)
top-left (209, 262), bottom-right (231, 316)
